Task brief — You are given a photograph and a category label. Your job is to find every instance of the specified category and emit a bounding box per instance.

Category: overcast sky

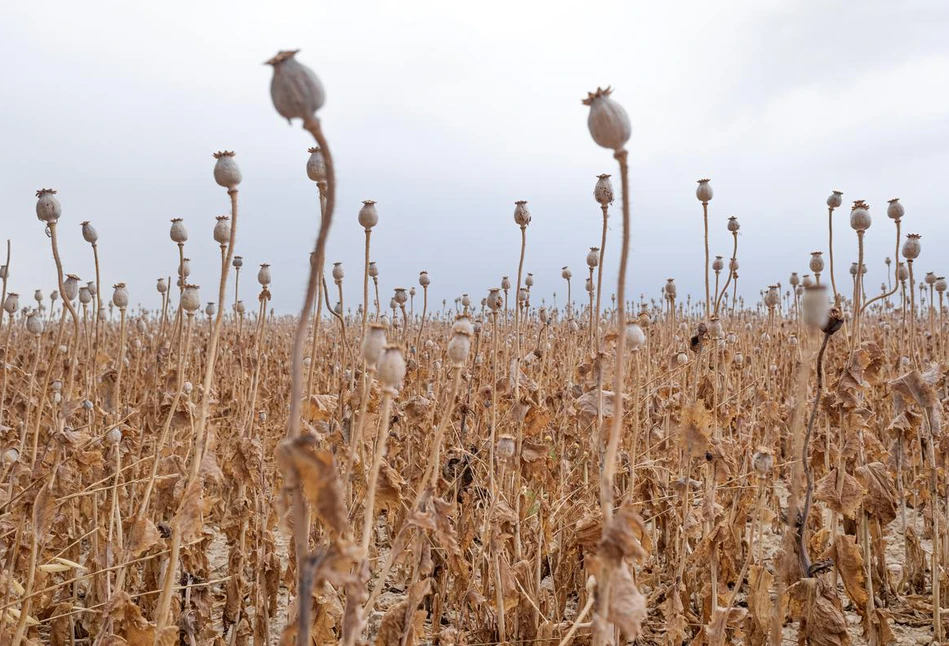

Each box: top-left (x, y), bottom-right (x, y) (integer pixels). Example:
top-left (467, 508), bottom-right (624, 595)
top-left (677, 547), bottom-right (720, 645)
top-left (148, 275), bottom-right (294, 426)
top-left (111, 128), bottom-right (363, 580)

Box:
top-left (1, 0), bottom-right (948, 315)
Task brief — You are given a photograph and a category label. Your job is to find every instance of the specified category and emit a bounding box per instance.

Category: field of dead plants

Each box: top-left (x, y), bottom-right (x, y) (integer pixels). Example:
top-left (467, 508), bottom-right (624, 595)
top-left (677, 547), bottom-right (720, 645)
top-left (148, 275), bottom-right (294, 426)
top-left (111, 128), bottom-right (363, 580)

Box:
top-left (0, 51), bottom-right (945, 646)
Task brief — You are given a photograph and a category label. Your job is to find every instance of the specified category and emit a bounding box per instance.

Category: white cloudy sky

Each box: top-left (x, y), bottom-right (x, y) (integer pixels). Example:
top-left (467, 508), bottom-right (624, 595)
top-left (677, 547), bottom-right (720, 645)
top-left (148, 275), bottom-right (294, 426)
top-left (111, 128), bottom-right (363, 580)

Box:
top-left (1, 0), bottom-right (947, 314)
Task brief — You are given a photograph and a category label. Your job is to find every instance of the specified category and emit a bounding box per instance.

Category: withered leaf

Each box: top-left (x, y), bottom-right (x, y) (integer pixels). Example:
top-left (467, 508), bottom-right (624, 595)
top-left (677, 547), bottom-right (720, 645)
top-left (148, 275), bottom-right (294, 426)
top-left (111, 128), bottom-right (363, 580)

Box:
top-left (275, 435), bottom-right (350, 536)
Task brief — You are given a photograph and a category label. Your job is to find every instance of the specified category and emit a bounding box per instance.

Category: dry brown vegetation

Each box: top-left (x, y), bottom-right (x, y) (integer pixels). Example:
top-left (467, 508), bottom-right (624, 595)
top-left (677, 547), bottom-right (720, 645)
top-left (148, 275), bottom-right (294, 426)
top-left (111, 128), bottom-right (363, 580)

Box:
top-left (0, 52), bottom-right (945, 646)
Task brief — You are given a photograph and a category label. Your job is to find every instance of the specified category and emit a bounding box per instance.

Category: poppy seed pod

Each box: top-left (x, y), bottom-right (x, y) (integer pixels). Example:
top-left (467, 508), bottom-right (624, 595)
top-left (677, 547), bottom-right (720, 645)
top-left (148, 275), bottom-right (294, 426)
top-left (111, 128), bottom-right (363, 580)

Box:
top-left (306, 146), bottom-right (327, 182)
top-left (902, 234), bottom-right (921, 260)
top-left (26, 310), bottom-right (44, 335)
top-left (924, 271), bottom-right (936, 286)
top-left (936, 276), bottom-right (947, 293)
top-left (80, 220), bottom-right (98, 244)
top-left (170, 218), bottom-right (188, 244)
top-left (501, 277), bottom-right (511, 291)
top-left (585, 277), bottom-right (594, 293)
top-left (726, 216), bottom-right (740, 233)
top-left (765, 286), bottom-right (780, 308)
top-left (179, 258), bottom-right (191, 278)
top-left (394, 288), bottom-right (408, 305)
top-left (419, 271), bottom-right (430, 287)
top-left (696, 179), bottom-right (713, 203)
top-left (849, 200), bottom-right (871, 232)
top-left (487, 288), bottom-right (502, 311)
top-left (213, 151), bottom-right (242, 189)
top-left (525, 273), bottom-right (534, 288)
top-left (752, 449), bottom-right (773, 476)
top-left (258, 264), bottom-right (272, 286)
top-left (517, 287), bottom-right (529, 303)
top-left (362, 323), bottom-right (387, 366)
top-left (496, 435), bottom-right (516, 461)
top-left (112, 283), bottom-right (129, 309)
top-left (447, 330), bottom-right (472, 366)
top-left (897, 264), bottom-right (909, 281)
top-left (452, 315), bottom-right (474, 336)
top-left (789, 272), bottom-right (800, 287)
top-left (236, 300), bottom-right (246, 314)
top-left (886, 198), bottom-right (904, 221)
top-left (827, 190), bottom-right (843, 209)
top-left (156, 278), bottom-right (168, 294)
top-left (461, 293), bottom-right (471, 308)
top-left (35, 189), bottom-right (61, 224)
top-left (562, 266), bottom-right (572, 280)
top-left (0, 266), bottom-right (6, 279)
top-left (586, 247), bottom-right (600, 268)
top-left (136, 319), bottom-right (146, 333)
top-left (64, 275), bottom-right (79, 301)
top-left (5, 292), bottom-right (20, 314)
top-left (676, 352), bottom-right (688, 365)
top-left (583, 86), bottom-right (631, 152)
top-left (358, 200), bottom-right (379, 230)
top-left (105, 427), bottom-right (122, 445)
top-left (664, 279), bottom-right (677, 299)
top-left (213, 216), bottom-right (231, 246)
top-left (267, 50), bottom-right (326, 123)
top-left (368, 262), bottom-right (379, 279)
top-left (513, 200), bottom-right (531, 227)
top-left (626, 322), bottom-right (646, 350)
top-left (802, 286), bottom-right (830, 329)
top-left (593, 174), bottom-right (614, 206)
top-left (708, 317), bottom-right (723, 339)
top-left (205, 302), bottom-right (216, 317)
top-left (51, 290), bottom-right (59, 302)
top-left (809, 252), bottom-right (824, 273)
top-left (34, 290), bottom-right (43, 303)
top-left (181, 285), bottom-right (201, 313)
top-left (568, 319), bottom-right (579, 332)
top-left (712, 256), bottom-right (724, 272)
top-left (377, 345), bottom-right (406, 392)
top-left (802, 274), bottom-right (813, 288)
top-left (78, 286), bottom-right (92, 305)
top-left (2, 448), bottom-right (18, 465)
top-left (332, 262), bottom-right (344, 283)
top-left (410, 287), bottom-right (416, 298)
top-left (232, 256), bottom-right (243, 269)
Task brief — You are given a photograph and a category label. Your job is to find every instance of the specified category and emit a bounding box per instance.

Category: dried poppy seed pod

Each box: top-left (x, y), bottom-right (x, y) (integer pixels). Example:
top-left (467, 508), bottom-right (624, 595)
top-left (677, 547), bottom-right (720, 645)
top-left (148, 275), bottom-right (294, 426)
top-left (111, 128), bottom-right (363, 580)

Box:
top-left (664, 279), bottom-right (677, 299)
top-left (63, 275), bottom-right (80, 301)
top-left (205, 302), bottom-right (216, 317)
top-left (696, 179), bottom-right (713, 203)
top-left (447, 330), bottom-right (472, 366)
top-left (80, 220), bottom-right (98, 244)
top-left (789, 272), bottom-right (800, 287)
top-left (712, 256), bottom-right (724, 272)
top-left (496, 435), bottom-right (516, 461)
top-left (258, 264), bottom-right (272, 286)
top-left (626, 322), bottom-right (646, 350)
top-left (377, 345), bottom-right (406, 392)
top-left (267, 50), bottom-right (326, 123)
top-left (487, 288), bottom-right (502, 311)
top-left (849, 263), bottom-right (858, 277)
top-left (112, 283), bottom-right (129, 309)
top-left (362, 323), bottom-right (388, 366)
top-left (236, 300), bottom-right (246, 314)
top-left (170, 218), bottom-right (188, 244)
top-left (213, 216), bottom-right (231, 246)
top-left (752, 449), bottom-right (773, 476)
top-left (51, 290), bottom-right (59, 302)
top-left (827, 190), bottom-right (843, 209)
top-left (332, 262), bottom-right (344, 283)
top-left (585, 277), bottom-right (594, 294)
top-left (765, 285), bottom-right (781, 308)
top-left (179, 258), bottom-right (192, 279)
top-left (936, 277), bottom-right (947, 293)
top-left (105, 427), bottom-right (122, 445)
top-left (525, 273), bottom-right (534, 288)
top-left (306, 146), bottom-right (327, 182)
top-left (802, 274), bottom-right (813, 288)
top-left (78, 286), bottom-right (92, 305)
top-left (213, 151), bottom-right (242, 189)
top-left (35, 189), bottom-right (61, 224)
top-left (734, 352), bottom-right (744, 366)
top-left (583, 86), bottom-right (631, 151)
top-left (586, 247), bottom-right (600, 268)
top-left (593, 174), bottom-right (614, 206)
top-left (418, 271), bottom-right (430, 287)
top-left (517, 287), bottom-right (529, 304)
top-left (26, 310), bottom-right (44, 336)
top-left (461, 293), bottom-right (471, 308)
top-left (708, 317), bottom-right (723, 339)
top-left (183, 381), bottom-right (193, 394)
top-left (568, 319), bottom-right (579, 332)
top-left (501, 276), bottom-right (511, 291)
top-left (156, 278), bottom-right (168, 294)
top-left (513, 200), bottom-right (531, 227)
top-left (539, 307), bottom-right (549, 324)
top-left (136, 319), bottom-right (146, 333)
top-left (561, 266), bottom-right (572, 280)
top-left (232, 256), bottom-right (243, 269)
top-left (886, 198), bottom-right (904, 221)
top-left (392, 288), bottom-right (407, 306)
top-left (897, 264), bottom-right (909, 281)
top-left (809, 252), bottom-right (824, 273)
top-left (367, 262), bottom-right (379, 279)
top-left (726, 216), bottom-right (740, 233)
top-left (409, 287), bottom-right (416, 298)
top-left (34, 289), bottom-right (43, 304)
top-left (2, 448), bottom-right (19, 465)
top-left (452, 315), bottom-right (474, 336)
top-left (849, 200), bottom-right (871, 232)
top-left (902, 234), bottom-right (921, 260)
top-left (358, 200), bottom-right (379, 230)
top-left (676, 352), bottom-right (688, 365)
top-left (181, 285), bottom-right (201, 313)
top-left (0, 266), bottom-right (6, 280)
top-left (802, 286), bottom-right (830, 329)
top-left (925, 271), bottom-right (936, 286)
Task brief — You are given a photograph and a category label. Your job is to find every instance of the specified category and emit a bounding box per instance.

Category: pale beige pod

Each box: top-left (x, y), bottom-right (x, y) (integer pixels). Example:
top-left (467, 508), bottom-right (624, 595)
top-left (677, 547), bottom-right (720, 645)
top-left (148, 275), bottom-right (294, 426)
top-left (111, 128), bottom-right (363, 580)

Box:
top-left (447, 330), bottom-right (472, 367)
top-left (418, 271), bottom-right (430, 287)
top-left (64, 275), bottom-right (80, 301)
top-left (214, 216), bottom-right (231, 246)
top-left (258, 264), bottom-right (272, 286)
top-left (525, 274), bottom-right (534, 288)
top-left (358, 200), bottom-right (379, 230)
top-left (232, 255), bottom-right (244, 269)
top-left (181, 284), bottom-right (201, 313)
top-left (35, 188), bottom-right (61, 223)
top-left (849, 200), bottom-right (871, 232)
top-left (170, 218), bottom-right (188, 244)
top-left (902, 234), bottom-right (921, 260)
top-left (394, 288), bottom-right (408, 305)
top-left (513, 200), bottom-right (531, 227)
top-left (586, 247), bottom-right (600, 268)
top-left (80, 220), bottom-right (98, 244)
top-left (809, 252), bottom-right (824, 273)
top-left (583, 86), bottom-right (631, 151)
top-left (625, 322), bottom-right (646, 350)
top-left (3, 293), bottom-right (18, 314)
top-left (712, 256), bottom-right (725, 272)
top-left (369, 262), bottom-right (379, 279)
top-left (696, 179), bottom-right (713, 203)
top-left (826, 190), bottom-right (843, 209)
top-left (726, 216), bottom-right (740, 232)
top-left (26, 310), bottom-right (44, 336)
top-left (205, 302), bottom-right (216, 317)
top-left (452, 315), bottom-right (474, 336)
top-left (561, 266), bottom-right (572, 280)
top-left (332, 262), bottom-right (344, 282)
top-left (377, 345), bottom-right (407, 392)
top-left (213, 151), bottom-right (242, 189)
top-left (306, 147), bottom-right (327, 182)
top-left (593, 174), bottom-right (614, 206)
top-left (267, 50), bottom-right (326, 123)
top-left (501, 276), bottom-right (511, 291)
top-left (802, 286), bottom-right (829, 329)
top-left (886, 197), bottom-right (904, 221)
top-left (156, 277), bottom-right (168, 294)
top-left (112, 283), bottom-right (129, 310)
top-left (362, 322), bottom-right (388, 366)
top-left (78, 287), bottom-right (92, 305)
